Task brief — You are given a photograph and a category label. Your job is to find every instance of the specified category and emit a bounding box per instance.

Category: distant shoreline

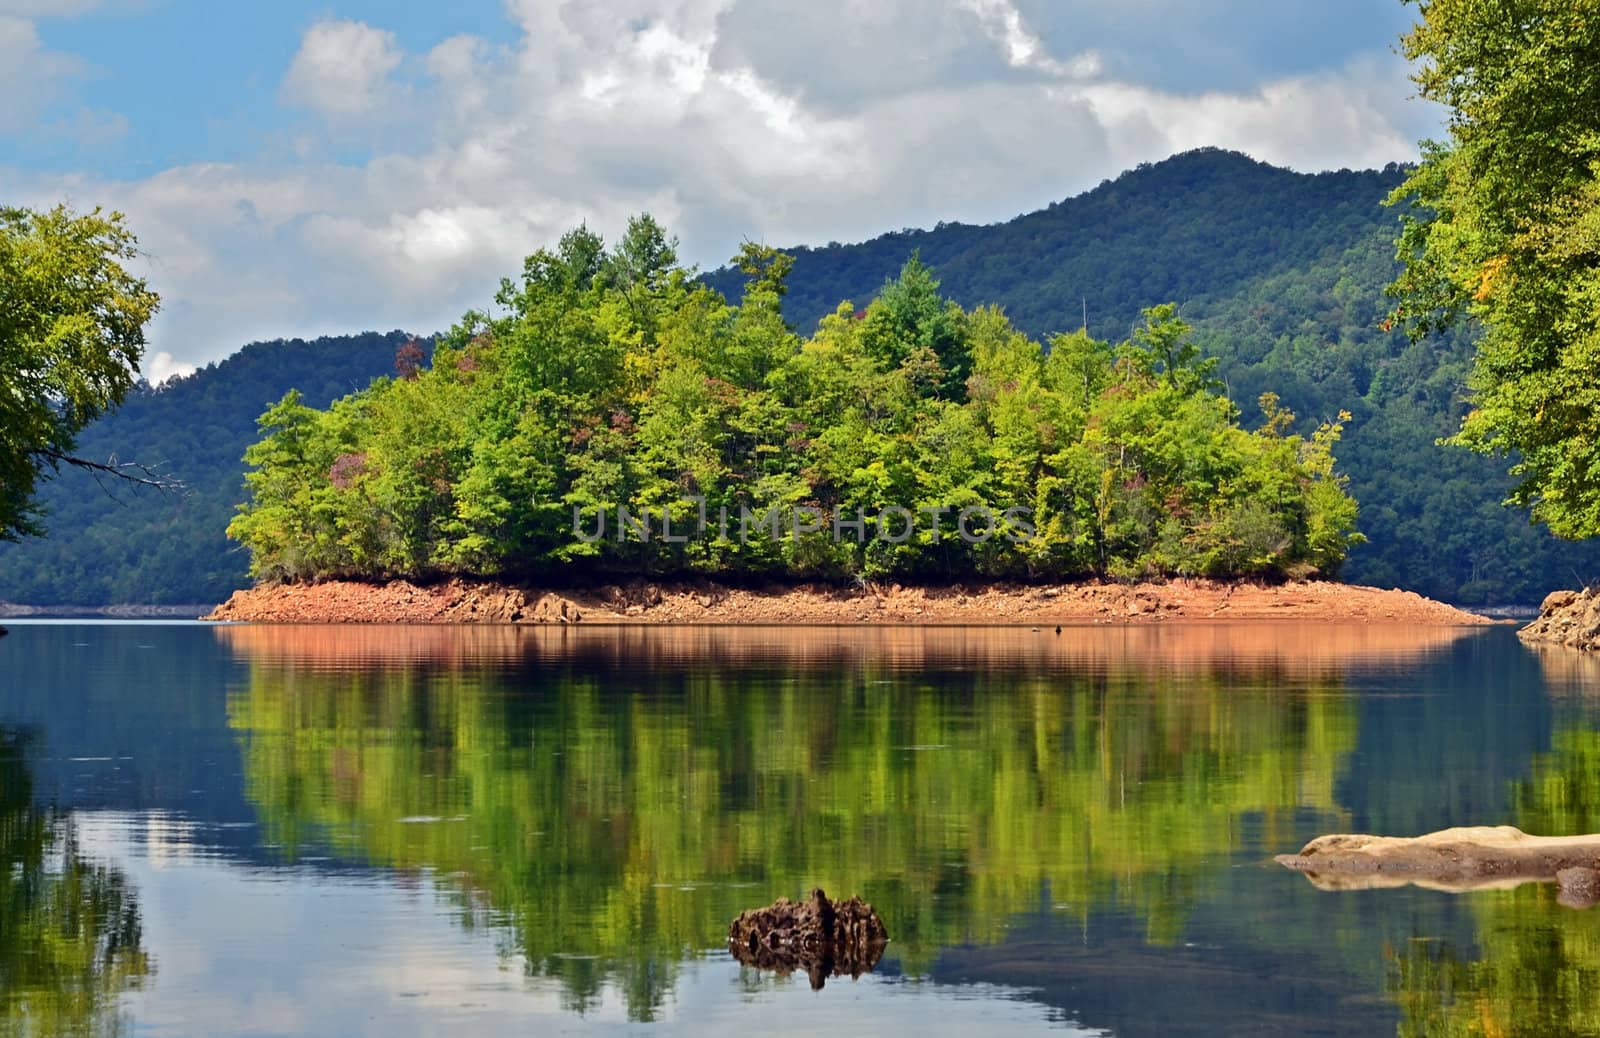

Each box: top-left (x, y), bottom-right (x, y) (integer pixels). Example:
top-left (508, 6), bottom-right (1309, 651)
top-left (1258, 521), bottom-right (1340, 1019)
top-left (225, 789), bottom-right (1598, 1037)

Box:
top-left (201, 577), bottom-right (1496, 627)
top-left (0, 603), bottom-right (217, 619)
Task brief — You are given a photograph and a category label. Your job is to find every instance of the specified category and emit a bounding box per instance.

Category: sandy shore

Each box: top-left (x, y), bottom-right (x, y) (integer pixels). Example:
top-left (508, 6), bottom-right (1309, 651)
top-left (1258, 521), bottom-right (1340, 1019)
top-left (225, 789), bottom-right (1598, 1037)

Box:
top-left (203, 577), bottom-right (1493, 626)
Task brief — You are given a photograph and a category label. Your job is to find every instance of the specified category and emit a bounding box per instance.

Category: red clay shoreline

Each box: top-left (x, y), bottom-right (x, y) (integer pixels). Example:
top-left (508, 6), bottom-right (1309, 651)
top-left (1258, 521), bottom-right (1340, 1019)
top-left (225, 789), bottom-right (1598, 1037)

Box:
top-left (203, 577), bottom-right (1496, 627)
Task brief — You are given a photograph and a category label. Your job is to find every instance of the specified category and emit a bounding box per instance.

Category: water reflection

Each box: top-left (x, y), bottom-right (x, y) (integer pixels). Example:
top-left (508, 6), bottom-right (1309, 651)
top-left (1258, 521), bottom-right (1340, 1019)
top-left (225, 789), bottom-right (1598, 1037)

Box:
top-left (15, 620), bottom-right (1580, 1035)
top-left (217, 621), bottom-right (1476, 673)
top-left (1387, 884), bottom-right (1600, 1038)
top-left (215, 623), bottom-right (1477, 1022)
top-left (1305, 648), bottom-right (1600, 1038)
top-left (0, 728), bottom-right (151, 1037)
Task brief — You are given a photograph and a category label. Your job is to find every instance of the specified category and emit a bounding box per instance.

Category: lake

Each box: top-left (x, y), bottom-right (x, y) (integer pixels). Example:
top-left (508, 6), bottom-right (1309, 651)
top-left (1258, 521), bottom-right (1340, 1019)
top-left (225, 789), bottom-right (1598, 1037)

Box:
top-left (3, 620), bottom-right (1598, 1036)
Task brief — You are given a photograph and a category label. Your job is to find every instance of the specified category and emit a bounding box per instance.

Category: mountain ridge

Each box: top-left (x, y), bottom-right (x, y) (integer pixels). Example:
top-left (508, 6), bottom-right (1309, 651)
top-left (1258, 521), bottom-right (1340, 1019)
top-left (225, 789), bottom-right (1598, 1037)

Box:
top-left (2, 148), bottom-right (1595, 605)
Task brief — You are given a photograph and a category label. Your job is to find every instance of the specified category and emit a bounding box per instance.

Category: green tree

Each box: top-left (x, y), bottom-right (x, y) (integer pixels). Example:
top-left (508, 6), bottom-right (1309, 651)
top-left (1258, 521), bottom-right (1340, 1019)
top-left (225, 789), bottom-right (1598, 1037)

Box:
top-left (227, 218), bottom-right (1361, 586)
top-left (0, 206), bottom-right (161, 541)
top-left (1388, 0), bottom-right (1600, 538)
top-left (1122, 303), bottom-right (1220, 396)
top-left (860, 254), bottom-right (973, 401)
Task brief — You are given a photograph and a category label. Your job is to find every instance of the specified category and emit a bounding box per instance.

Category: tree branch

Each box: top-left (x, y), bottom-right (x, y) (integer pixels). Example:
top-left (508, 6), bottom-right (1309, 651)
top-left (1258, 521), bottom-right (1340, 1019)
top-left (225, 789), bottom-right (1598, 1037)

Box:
top-left (32, 448), bottom-right (183, 491)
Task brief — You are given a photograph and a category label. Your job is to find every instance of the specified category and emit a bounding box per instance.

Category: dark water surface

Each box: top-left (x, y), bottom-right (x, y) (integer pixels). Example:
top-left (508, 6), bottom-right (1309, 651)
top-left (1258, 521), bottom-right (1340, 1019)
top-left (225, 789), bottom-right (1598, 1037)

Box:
top-left (3, 620), bottom-right (1598, 1036)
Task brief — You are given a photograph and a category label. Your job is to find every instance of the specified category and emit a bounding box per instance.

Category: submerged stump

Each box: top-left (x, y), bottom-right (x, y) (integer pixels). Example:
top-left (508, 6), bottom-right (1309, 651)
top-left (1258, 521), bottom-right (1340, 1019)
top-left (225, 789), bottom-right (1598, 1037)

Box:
top-left (1277, 825), bottom-right (1600, 904)
top-left (728, 888), bottom-right (888, 989)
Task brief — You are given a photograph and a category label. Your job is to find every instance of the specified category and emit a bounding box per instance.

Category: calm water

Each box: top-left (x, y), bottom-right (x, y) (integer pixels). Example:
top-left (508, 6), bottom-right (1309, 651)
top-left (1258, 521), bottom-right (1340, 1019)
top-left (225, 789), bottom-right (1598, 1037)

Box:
top-left (4, 621), bottom-right (1600, 1037)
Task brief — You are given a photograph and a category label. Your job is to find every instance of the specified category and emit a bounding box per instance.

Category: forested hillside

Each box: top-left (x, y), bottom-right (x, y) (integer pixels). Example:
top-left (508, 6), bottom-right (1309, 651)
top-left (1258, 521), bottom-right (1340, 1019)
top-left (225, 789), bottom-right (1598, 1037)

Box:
top-left (0, 333), bottom-right (420, 606)
top-left (3, 148), bottom-right (1595, 606)
top-left (705, 149), bottom-right (1600, 604)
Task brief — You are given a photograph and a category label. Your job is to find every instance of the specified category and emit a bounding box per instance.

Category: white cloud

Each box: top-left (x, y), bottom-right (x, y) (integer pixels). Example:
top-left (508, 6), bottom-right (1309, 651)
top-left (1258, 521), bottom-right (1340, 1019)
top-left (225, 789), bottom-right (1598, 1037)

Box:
top-left (8, 0), bottom-right (1434, 367)
top-left (1076, 54), bottom-right (1422, 172)
top-left (0, 9), bottom-right (140, 146)
top-left (143, 350), bottom-right (195, 385)
top-left (282, 19), bottom-right (405, 118)
top-left (0, 14), bottom-right (88, 130)
top-left (958, 0), bottom-right (1100, 79)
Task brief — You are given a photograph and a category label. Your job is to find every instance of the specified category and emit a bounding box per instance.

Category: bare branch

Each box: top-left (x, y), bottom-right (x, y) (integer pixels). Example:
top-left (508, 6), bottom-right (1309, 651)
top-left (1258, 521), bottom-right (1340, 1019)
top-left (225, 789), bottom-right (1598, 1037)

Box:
top-left (31, 448), bottom-right (184, 492)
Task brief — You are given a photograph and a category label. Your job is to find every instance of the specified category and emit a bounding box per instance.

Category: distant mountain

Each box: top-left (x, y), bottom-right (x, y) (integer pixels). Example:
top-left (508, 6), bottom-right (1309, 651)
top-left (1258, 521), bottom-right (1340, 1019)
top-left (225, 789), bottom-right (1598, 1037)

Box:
top-left (705, 148), bottom-right (1400, 343)
top-left (0, 332), bottom-right (422, 607)
top-left (3, 149), bottom-right (1595, 606)
top-left (702, 149), bottom-right (1600, 604)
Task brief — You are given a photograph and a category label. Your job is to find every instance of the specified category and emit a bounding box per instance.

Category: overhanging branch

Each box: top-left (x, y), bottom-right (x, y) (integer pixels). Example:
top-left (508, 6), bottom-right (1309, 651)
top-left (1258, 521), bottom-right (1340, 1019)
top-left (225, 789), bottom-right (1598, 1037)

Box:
top-left (32, 448), bottom-right (183, 492)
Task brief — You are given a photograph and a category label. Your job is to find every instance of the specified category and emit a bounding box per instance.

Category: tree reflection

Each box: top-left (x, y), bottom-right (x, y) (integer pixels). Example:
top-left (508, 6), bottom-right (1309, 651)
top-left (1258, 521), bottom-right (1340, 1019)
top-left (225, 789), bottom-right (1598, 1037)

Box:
top-left (1387, 886), bottom-right (1600, 1038)
top-left (1381, 720), bottom-right (1600, 1038)
top-left (222, 626), bottom-right (1371, 1021)
top-left (0, 728), bottom-right (152, 1037)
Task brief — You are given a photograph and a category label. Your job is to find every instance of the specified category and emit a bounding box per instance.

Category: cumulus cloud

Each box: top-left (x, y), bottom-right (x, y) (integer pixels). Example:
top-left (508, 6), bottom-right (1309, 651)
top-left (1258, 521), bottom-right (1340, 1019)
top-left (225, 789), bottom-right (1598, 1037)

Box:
top-left (1077, 53), bottom-right (1424, 173)
top-left (11, 0), bottom-right (1434, 367)
top-left (282, 19), bottom-right (405, 118)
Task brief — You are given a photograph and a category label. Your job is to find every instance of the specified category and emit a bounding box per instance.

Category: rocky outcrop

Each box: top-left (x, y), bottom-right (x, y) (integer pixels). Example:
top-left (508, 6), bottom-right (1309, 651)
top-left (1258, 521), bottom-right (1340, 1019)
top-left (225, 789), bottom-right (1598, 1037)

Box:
top-left (1520, 587), bottom-right (1600, 651)
top-left (728, 888), bottom-right (888, 989)
top-left (204, 579), bottom-right (587, 625)
top-left (1277, 826), bottom-right (1600, 902)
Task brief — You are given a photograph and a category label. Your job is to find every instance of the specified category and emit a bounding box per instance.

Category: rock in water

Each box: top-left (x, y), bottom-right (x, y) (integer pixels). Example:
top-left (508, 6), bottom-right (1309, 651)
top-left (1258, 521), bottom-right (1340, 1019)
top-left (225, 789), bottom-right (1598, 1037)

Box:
top-left (1520, 586), bottom-right (1600, 651)
top-left (1277, 825), bottom-right (1600, 902)
top-left (728, 888), bottom-right (888, 989)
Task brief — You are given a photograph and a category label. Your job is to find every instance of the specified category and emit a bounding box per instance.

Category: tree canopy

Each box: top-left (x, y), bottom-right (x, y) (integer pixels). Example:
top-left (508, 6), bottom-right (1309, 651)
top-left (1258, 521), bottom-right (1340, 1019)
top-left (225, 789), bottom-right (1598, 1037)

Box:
top-left (10, 151), bottom-right (1600, 606)
top-left (228, 217), bottom-right (1361, 585)
top-left (0, 205), bottom-right (160, 541)
top-left (1388, 0), bottom-right (1600, 539)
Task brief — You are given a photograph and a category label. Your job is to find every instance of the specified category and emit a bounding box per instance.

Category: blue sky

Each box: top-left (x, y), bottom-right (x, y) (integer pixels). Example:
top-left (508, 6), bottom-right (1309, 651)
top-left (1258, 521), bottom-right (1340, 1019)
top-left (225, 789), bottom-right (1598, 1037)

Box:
top-left (0, 0), bottom-right (1440, 377)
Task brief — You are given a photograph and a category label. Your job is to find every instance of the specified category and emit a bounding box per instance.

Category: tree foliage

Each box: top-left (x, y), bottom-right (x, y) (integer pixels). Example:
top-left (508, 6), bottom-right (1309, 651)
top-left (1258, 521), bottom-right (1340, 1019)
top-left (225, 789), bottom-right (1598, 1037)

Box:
top-left (705, 149), bottom-right (1600, 603)
top-left (11, 151), bottom-right (1600, 605)
top-left (0, 332), bottom-right (420, 605)
top-left (0, 206), bottom-right (160, 541)
top-left (1388, 0), bottom-right (1600, 539)
top-left (228, 221), bottom-right (1360, 584)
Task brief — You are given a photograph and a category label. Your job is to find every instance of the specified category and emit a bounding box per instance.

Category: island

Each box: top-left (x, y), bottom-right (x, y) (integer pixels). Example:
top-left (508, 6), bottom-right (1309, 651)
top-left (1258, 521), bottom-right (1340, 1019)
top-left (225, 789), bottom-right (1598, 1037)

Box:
top-left (201, 222), bottom-right (1453, 627)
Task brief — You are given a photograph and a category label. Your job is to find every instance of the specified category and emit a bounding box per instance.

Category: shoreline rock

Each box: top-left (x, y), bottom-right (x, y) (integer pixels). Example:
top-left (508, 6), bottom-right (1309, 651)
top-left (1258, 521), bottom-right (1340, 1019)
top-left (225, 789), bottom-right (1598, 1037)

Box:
top-left (1519, 586), bottom-right (1600, 651)
top-left (1277, 825), bottom-right (1600, 901)
top-left (202, 576), bottom-right (1495, 627)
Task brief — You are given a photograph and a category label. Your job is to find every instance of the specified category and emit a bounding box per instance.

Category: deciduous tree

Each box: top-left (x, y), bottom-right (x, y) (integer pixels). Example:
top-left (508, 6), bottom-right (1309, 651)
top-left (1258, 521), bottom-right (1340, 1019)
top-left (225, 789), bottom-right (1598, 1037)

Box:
top-left (0, 206), bottom-right (161, 540)
top-left (1388, 0), bottom-right (1600, 538)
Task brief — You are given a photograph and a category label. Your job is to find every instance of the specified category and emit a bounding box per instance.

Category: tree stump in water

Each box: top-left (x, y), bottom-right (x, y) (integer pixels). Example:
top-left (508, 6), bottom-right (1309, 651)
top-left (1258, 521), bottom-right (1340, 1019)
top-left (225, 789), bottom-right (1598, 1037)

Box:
top-left (728, 888), bottom-right (888, 989)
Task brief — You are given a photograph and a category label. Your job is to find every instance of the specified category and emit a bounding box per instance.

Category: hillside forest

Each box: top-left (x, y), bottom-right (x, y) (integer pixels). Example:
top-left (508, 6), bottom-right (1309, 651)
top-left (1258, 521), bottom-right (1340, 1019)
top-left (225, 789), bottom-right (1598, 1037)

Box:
top-left (3, 150), bottom-right (1598, 604)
